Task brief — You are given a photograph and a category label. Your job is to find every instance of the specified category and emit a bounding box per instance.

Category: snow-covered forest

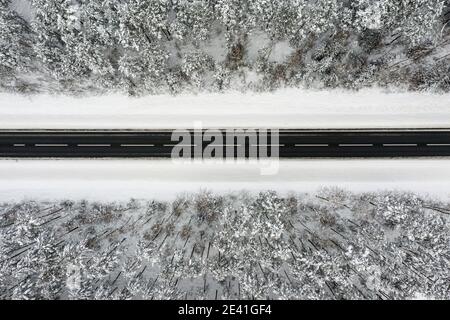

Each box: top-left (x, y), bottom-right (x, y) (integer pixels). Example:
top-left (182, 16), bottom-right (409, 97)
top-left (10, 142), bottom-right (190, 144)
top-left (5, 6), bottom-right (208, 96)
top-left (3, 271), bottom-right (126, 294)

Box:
top-left (0, 189), bottom-right (448, 300)
top-left (1, 0), bottom-right (450, 95)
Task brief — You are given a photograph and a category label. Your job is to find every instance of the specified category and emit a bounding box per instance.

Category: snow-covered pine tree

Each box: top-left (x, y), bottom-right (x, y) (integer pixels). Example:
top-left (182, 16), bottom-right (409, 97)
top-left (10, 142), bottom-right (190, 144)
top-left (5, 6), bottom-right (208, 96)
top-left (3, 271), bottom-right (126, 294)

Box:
top-left (0, 0), bottom-right (34, 90)
top-left (173, 0), bottom-right (215, 42)
top-left (250, 0), bottom-right (303, 41)
top-left (119, 0), bottom-right (172, 49)
top-left (0, 0), bottom-right (32, 69)
top-left (355, 0), bottom-right (446, 46)
top-left (215, 0), bottom-right (254, 44)
top-left (116, 0), bottom-right (173, 94)
top-left (118, 44), bottom-right (169, 95)
top-left (181, 50), bottom-right (214, 88)
top-left (31, 0), bottom-right (77, 80)
top-left (72, 1), bottom-right (120, 88)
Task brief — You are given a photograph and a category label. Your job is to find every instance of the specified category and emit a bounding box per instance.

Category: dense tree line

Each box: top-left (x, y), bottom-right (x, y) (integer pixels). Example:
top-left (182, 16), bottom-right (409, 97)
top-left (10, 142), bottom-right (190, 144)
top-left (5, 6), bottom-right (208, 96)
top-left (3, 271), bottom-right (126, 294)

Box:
top-left (0, 0), bottom-right (449, 95)
top-left (0, 189), bottom-right (448, 299)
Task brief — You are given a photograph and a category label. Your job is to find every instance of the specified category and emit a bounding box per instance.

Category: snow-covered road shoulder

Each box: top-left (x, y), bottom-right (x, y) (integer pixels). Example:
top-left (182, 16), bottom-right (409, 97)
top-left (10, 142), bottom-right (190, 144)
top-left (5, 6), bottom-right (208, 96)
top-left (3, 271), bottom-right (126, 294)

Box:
top-left (1, 89), bottom-right (450, 129)
top-left (1, 159), bottom-right (449, 201)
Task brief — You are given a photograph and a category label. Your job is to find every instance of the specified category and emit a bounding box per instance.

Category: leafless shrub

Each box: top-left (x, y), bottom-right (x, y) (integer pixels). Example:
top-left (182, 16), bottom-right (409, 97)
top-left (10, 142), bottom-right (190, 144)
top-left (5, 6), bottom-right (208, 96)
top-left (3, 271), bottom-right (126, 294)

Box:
top-left (226, 42), bottom-right (245, 70)
top-left (180, 224), bottom-right (192, 239)
top-left (172, 197), bottom-right (190, 217)
top-left (285, 195), bottom-right (299, 216)
top-left (195, 192), bottom-right (224, 223)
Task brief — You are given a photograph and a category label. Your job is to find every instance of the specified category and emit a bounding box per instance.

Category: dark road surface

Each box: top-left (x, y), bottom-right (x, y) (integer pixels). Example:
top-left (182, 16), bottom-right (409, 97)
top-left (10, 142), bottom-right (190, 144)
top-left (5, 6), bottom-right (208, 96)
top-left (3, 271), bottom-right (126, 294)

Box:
top-left (1, 129), bottom-right (450, 158)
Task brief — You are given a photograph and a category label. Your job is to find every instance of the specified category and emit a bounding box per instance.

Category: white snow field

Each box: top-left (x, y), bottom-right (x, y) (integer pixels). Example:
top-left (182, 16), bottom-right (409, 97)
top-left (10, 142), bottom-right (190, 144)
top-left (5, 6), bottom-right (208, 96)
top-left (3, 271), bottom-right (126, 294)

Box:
top-left (1, 88), bottom-right (450, 129)
top-left (0, 159), bottom-right (449, 201)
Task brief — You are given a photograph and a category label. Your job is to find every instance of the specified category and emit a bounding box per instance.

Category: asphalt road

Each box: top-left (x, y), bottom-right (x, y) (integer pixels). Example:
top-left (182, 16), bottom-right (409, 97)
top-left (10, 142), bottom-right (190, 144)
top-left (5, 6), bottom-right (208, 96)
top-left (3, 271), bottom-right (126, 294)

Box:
top-left (1, 129), bottom-right (450, 158)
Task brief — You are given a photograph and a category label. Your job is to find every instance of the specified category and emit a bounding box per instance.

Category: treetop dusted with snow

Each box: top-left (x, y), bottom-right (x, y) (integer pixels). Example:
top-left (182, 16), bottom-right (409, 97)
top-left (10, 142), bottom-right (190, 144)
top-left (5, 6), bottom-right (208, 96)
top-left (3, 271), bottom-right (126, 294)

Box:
top-left (1, 0), bottom-right (449, 95)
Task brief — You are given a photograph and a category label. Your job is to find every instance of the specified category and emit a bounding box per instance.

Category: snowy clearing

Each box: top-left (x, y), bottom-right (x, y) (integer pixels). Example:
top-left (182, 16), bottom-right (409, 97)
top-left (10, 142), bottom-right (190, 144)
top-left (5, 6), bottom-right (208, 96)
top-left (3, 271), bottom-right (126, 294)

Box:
top-left (1, 89), bottom-right (450, 129)
top-left (0, 159), bottom-right (449, 202)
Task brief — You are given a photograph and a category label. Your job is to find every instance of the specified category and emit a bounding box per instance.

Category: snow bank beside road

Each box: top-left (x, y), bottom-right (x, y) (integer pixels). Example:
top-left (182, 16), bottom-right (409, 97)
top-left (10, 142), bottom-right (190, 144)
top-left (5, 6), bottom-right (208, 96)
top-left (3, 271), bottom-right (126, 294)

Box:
top-left (1, 159), bottom-right (449, 201)
top-left (1, 89), bottom-right (450, 129)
